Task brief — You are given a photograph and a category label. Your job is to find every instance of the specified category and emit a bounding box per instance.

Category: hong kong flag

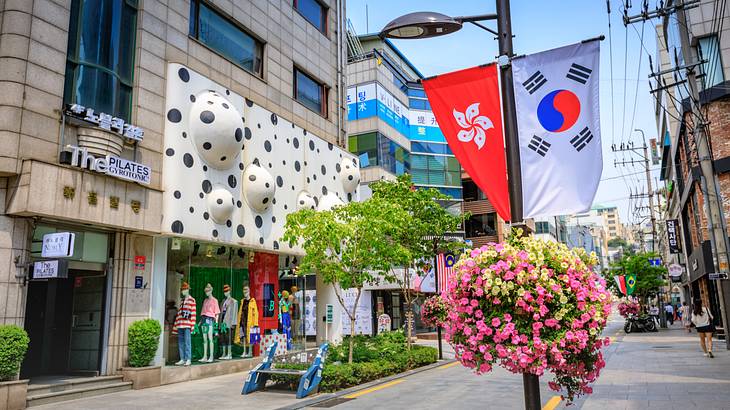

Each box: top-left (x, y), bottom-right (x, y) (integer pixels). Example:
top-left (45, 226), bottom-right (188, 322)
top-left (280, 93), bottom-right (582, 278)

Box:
top-left (422, 64), bottom-right (510, 221)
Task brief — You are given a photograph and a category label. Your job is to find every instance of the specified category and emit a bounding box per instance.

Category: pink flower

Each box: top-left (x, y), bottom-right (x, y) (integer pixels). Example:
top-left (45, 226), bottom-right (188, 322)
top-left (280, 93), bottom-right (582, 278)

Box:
top-left (503, 313), bottom-right (512, 322)
top-left (492, 317), bottom-right (501, 327)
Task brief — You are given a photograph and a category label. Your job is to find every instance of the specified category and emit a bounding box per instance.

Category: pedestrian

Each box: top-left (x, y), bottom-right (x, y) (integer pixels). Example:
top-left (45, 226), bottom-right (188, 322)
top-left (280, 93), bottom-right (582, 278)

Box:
top-left (664, 303), bottom-right (675, 325)
top-left (680, 301), bottom-right (692, 333)
top-left (691, 299), bottom-right (715, 358)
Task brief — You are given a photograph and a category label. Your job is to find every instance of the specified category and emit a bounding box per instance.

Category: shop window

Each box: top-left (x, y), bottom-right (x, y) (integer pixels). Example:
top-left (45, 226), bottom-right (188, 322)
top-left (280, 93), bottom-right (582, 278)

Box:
top-left (295, 68), bottom-right (327, 115)
top-left (466, 213), bottom-right (497, 237)
top-left (189, 0), bottom-right (263, 77)
top-left (462, 180), bottom-right (487, 201)
top-left (410, 154), bottom-right (462, 188)
top-left (409, 98), bottom-right (430, 110)
top-left (294, 0), bottom-right (327, 33)
top-left (64, 0), bottom-right (138, 121)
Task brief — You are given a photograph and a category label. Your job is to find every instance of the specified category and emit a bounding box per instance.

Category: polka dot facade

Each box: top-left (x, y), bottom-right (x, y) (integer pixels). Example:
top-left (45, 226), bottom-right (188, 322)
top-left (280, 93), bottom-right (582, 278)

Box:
top-left (161, 63), bottom-right (360, 252)
top-left (339, 158), bottom-right (360, 193)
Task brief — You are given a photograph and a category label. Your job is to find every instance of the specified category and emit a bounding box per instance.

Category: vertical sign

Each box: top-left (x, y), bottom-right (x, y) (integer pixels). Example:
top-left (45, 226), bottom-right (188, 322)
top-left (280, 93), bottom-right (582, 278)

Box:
top-left (666, 219), bottom-right (681, 254)
top-left (325, 304), bottom-right (334, 324)
top-left (134, 255), bottom-right (146, 270)
top-left (650, 138), bottom-right (660, 165)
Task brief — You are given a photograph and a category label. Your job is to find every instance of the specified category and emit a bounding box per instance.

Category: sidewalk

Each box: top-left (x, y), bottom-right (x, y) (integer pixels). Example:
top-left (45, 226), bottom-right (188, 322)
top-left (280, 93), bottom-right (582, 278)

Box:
top-left (571, 321), bottom-right (730, 410)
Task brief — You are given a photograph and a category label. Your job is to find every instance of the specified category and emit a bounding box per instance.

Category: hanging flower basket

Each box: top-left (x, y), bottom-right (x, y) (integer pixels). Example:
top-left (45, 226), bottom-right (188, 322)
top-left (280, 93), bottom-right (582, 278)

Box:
top-left (617, 299), bottom-right (640, 318)
top-left (442, 234), bottom-right (612, 403)
top-left (421, 294), bottom-right (449, 328)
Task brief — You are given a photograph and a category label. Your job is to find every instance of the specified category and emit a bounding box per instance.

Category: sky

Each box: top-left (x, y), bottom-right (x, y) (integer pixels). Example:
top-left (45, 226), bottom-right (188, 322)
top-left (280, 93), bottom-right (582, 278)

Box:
top-left (346, 0), bottom-right (663, 227)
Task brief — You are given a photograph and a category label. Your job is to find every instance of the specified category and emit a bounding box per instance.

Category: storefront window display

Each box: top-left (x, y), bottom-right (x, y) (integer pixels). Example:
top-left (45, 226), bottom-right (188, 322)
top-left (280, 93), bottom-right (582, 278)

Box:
top-left (164, 239), bottom-right (314, 364)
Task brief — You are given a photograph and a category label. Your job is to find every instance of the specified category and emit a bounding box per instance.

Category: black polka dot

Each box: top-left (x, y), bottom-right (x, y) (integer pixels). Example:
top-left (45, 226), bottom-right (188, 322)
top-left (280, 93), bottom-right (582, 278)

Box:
top-left (328, 142), bottom-right (334, 150)
top-left (237, 225), bottom-right (245, 237)
top-left (303, 129), bottom-right (308, 135)
top-left (286, 138), bottom-right (290, 144)
top-left (253, 158), bottom-right (260, 166)
top-left (272, 198), bottom-right (276, 204)
top-left (255, 216), bottom-right (263, 228)
top-left (228, 175), bottom-right (237, 188)
top-left (264, 141), bottom-right (272, 152)
top-left (282, 160), bottom-right (286, 165)
top-left (222, 103), bottom-right (229, 109)
top-left (207, 101), bottom-right (214, 105)
top-left (299, 200), bottom-right (305, 205)
top-left (353, 158), bottom-right (358, 166)
top-left (259, 237), bottom-right (264, 245)
top-left (249, 174), bottom-right (256, 182)
top-left (293, 138), bottom-right (299, 148)
top-left (245, 98), bottom-right (253, 107)
top-left (347, 193), bottom-right (352, 202)
top-left (212, 229), bottom-right (218, 238)
top-left (178, 68), bottom-right (190, 82)
top-left (199, 192), bottom-right (204, 199)
top-left (276, 176), bottom-right (283, 187)
top-left (203, 165), bottom-right (208, 171)
top-left (183, 153), bottom-right (194, 168)
top-left (304, 161), bottom-right (308, 166)
top-left (235, 128), bottom-right (243, 142)
top-left (226, 220), bottom-right (232, 227)
top-left (321, 165), bottom-right (327, 175)
top-left (257, 123), bottom-right (261, 128)
top-left (336, 163), bottom-right (341, 172)
top-left (322, 186), bottom-right (328, 195)
top-left (239, 163), bottom-right (244, 170)
top-left (271, 113), bottom-right (278, 125)
top-left (295, 161), bottom-right (301, 172)
top-left (200, 110), bottom-right (215, 124)
top-left (333, 176), bottom-right (336, 181)
top-left (182, 131), bottom-right (187, 138)
top-left (273, 240), bottom-right (279, 250)
top-left (220, 156), bottom-right (226, 162)
top-left (167, 109), bottom-right (182, 123)
top-left (284, 204), bottom-right (288, 210)
top-left (203, 212), bottom-right (210, 220)
top-left (307, 177), bottom-right (310, 183)
top-left (291, 185), bottom-right (295, 191)
top-left (309, 141), bottom-right (315, 151)
top-left (202, 180), bottom-right (212, 193)
top-left (313, 196), bottom-right (319, 206)
top-left (171, 220), bottom-right (184, 233)
top-left (216, 198), bottom-right (223, 205)
top-left (265, 182), bottom-right (270, 188)
top-left (272, 216), bottom-right (277, 223)
top-left (189, 95), bottom-right (196, 102)
top-left (348, 175), bottom-right (354, 181)
top-left (173, 190), bottom-right (181, 199)
top-left (274, 134), bottom-right (277, 140)
top-left (189, 206), bottom-right (194, 213)
top-left (245, 128), bottom-right (252, 140)
top-left (203, 142), bottom-right (212, 150)
top-left (236, 200), bottom-right (242, 208)
top-left (226, 89), bottom-right (230, 95)
top-left (262, 197), bottom-right (269, 204)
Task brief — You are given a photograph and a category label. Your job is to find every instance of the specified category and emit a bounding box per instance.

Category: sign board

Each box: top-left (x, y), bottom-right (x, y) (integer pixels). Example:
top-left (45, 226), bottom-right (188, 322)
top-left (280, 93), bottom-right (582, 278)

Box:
top-left (709, 273), bottom-right (728, 280)
top-left (649, 257), bottom-right (662, 267)
top-left (378, 313), bottom-right (392, 333)
top-left (32, 259), bottom-right (68, 279)
top-left (668, 263), bottom-right (684, 277)
top-left (134, 276), bottom-right (143, 289)
top-left (41, 232), bottom-right (75, 258)
top-left (666, 219), bottom-right (681, 254)
top-left (62, 145), bottom-right (151, 185)
top-left (325, 304), bottom-right (333, 324)
top-left (65, 103), bottom-right (144, 142)
top-left (650, 138), bottom-right (660, 165)
top-left (134, 255), bottom-right (146, 270)
top-left (342, 289), bottom-right (372, 335)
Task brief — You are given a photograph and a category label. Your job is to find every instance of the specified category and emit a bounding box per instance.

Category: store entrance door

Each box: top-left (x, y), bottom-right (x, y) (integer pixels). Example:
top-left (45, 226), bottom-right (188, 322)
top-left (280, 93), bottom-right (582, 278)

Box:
top-left (22, 270), bottom-right (107, 378)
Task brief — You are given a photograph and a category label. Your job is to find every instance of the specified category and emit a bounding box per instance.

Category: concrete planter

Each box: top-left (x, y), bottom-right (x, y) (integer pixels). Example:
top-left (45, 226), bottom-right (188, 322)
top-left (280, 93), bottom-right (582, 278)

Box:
top-left (0, 379), bottom-right (28, 410)
top-left (77, 126), bottom-right (124, 157)
top-left (121, 366), bottom-right (162, 390)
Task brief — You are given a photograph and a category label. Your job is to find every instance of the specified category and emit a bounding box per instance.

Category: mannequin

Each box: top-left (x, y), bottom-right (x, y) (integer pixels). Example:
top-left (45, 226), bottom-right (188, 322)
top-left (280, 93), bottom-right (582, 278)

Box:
top-left (235, 285), bottom-right (259, 357)
top-left (172, 282), bottom-right (196, 366)
top-left (219, 284), bottom-right (238, 360)
top-left (199, 283), bottom-right (220, 363)
top-left (279, 290), bottom-right (292, 350)
top-left (289, 286), bottom-right (300, 340)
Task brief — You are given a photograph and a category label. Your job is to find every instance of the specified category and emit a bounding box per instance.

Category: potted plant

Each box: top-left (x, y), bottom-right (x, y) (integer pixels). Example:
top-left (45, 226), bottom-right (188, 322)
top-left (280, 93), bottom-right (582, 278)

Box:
top-left (122, 319), bottom-right (162, 389)
top-left (0, 324), bottom-right (30, 410)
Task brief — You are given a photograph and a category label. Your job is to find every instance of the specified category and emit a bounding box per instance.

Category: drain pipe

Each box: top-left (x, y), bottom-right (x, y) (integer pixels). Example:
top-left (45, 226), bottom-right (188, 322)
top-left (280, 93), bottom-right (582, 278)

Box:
top-left (335, 0), bottom-right (346, 147)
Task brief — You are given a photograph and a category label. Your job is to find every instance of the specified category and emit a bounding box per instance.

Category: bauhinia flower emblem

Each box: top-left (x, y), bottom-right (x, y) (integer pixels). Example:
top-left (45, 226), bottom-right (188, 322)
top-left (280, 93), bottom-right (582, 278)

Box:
top-left (453, 103), bottom-right (493, 150)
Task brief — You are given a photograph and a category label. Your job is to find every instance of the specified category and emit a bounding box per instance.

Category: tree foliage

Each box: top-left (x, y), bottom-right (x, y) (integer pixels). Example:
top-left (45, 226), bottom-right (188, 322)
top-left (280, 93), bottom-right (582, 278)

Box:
top-left (607, 237), bottom-right (633, 255)
top-left (610, 252), bottom-right (666, 300)
top-left (282, 198), bottom-right (408, 363)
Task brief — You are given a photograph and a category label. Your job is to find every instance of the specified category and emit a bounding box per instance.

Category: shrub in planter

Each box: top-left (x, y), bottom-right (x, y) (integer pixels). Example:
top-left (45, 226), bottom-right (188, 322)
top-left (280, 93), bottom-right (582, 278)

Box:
top-left (0, 325), bottom-right (29, 381)
top-left (127, 319), bottom-right (162, 367)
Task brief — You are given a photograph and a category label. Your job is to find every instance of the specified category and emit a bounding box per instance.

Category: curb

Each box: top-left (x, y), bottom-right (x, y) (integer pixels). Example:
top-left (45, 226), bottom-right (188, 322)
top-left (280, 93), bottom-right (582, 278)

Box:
top-left (277, 358), bottom-right (457, 409)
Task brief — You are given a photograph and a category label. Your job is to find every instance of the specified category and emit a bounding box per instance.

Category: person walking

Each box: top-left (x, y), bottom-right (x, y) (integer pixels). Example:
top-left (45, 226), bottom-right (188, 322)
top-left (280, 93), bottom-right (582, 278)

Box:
top-left (691, 299), bottom-right (715, 358)
top-left (664, 303), bottom-right (675, 325)
top-left (680, 301), bottom-right (692, 333)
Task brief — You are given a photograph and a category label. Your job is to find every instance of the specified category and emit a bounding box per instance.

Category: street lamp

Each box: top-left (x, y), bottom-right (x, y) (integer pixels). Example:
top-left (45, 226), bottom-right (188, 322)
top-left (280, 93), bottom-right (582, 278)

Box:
top-left (380, 3), bottom-right (538, 410)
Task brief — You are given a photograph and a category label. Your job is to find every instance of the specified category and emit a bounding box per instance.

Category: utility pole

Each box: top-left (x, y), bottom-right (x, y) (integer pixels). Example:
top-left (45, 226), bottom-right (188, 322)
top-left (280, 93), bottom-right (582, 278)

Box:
top-left (674, 2), bottom-right (730, 347)
top-left (637, 130), bottom-right (657, 253)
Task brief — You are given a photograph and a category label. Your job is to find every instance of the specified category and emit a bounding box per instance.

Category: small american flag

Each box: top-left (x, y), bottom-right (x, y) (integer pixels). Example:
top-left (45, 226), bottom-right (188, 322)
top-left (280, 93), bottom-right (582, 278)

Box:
top-left (437, 253), bottom-right (456, 293)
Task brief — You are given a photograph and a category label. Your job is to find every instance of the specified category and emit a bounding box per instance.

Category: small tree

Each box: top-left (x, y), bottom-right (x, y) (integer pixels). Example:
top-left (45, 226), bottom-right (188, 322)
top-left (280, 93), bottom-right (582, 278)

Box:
top-left (282, 198), bottom-right (407, 363)
top-left (610, 252), bottom-right (666, 303)
top-left (370, 174), bottom-right (464, 348)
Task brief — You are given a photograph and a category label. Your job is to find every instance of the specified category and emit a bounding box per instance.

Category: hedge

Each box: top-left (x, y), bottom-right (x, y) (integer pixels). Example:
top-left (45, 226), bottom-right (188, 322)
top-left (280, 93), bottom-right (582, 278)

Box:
top-left (0, 325), bottom-right (29, 381)
top-left (128, 319), bottom-right (162, 367)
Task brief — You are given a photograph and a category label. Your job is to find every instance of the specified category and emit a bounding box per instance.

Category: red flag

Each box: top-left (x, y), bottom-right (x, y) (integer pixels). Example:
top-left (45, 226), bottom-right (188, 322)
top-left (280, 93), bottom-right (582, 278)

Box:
top-left (422, 65), bottom-right (511, 221)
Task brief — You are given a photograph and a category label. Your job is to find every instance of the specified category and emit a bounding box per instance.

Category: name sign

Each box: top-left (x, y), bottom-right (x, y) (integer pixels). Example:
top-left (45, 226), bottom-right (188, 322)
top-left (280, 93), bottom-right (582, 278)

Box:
top-left (65, 104), bottom-right (144, 142)
top-left (33, 259), bottom-right (69, 279)
top-left (666, 219), bottom-right (681, 254)
top-left (63, 145), bottom-right (151, 185)
top-left (42, 232), bottom-right (75, 258)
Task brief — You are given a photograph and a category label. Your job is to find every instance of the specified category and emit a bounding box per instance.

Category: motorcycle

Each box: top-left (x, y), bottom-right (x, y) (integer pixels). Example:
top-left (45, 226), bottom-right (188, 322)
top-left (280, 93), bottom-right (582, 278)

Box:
top-left (624, 314), bottom-right (658, 333)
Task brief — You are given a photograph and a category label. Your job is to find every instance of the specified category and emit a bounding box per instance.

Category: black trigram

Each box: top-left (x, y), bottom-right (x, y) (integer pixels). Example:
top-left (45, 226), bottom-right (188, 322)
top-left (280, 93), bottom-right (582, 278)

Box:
top-left (523, 71), bottom-right (547, 94)
top-left (570, 127), bottom-right (593, 151)
top-left (528, 135), bottom-right (551, 157)
top-left (566, 63), bottom-right (592, 84)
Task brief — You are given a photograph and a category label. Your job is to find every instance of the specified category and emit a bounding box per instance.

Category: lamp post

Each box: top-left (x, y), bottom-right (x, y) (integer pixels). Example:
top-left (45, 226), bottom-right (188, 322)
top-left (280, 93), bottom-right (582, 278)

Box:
top-left (381, 2), bottom-right (538, 409)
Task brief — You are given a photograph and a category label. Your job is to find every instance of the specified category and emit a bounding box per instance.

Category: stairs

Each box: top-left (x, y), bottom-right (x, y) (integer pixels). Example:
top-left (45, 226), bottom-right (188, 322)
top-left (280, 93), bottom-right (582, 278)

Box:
top-left (26, 375), bottom-right (132, 407)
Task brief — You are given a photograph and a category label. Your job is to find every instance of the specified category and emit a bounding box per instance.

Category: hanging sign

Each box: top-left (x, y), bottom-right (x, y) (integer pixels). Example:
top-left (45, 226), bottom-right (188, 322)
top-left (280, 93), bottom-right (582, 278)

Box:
top-left (666, 219), bottom-right (681, 254)
top-left (41, 232), bottom-right (75, 258)
top-left (32, 259), bottom-right (69, 279)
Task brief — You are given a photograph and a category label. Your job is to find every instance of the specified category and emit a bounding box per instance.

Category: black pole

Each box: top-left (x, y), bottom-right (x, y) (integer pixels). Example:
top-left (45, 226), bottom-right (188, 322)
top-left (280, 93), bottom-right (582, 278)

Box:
top-left (496, 0), bottom-right (524, 224)
top-left (434, 253), bottom-right (443, 359)
top-left (522, 374), bottom-right (541, 410)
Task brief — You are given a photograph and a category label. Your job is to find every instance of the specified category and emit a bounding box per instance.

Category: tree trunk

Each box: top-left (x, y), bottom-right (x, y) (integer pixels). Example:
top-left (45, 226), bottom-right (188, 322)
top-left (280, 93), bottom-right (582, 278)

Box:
top-left (349, 316), bottom-right (356, 364)
top-left (405, 308), bottom-right (413, 350)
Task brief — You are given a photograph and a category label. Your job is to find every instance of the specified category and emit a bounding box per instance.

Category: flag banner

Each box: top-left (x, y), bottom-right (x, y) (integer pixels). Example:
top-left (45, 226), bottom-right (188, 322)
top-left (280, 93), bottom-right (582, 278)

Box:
top-left (423, 65), bottom-right (511, 221)
top-left (626, 274), bottom-right (637, 296)
top-left (614, 275), bottom-right (627, 296)
top-left (513, 40), bottom-right (602, 218)
top-left (437, 253), bottom-right (456, 294)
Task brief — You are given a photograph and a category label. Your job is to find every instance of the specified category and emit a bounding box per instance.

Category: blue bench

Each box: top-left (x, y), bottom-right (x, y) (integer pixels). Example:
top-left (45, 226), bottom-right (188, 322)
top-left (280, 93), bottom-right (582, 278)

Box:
top-left (241, 342), bottom-right (329, 399)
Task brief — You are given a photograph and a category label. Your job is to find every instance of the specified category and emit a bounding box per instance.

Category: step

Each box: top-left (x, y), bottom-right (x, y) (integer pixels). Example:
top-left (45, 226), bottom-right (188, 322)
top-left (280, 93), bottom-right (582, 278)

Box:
top-left (27, 381), bottom-right (132, 407)
top-left (27, 375), bottom-right (126, 396)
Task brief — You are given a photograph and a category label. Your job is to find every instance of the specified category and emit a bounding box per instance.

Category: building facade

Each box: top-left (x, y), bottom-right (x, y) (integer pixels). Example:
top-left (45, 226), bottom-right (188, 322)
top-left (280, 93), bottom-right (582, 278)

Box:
top-left (0, 0), bottom-right (354, 383)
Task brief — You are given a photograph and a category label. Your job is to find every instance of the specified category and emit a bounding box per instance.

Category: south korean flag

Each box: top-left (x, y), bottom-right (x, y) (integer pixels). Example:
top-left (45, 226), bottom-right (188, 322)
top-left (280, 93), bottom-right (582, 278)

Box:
top-left (513, 40), bottom-right (602, 218)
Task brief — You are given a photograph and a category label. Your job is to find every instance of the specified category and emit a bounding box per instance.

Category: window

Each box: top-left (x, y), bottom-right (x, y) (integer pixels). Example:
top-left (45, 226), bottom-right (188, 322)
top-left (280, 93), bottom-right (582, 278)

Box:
top-left (465, 213), bottom-right (497, 237)
top-left (409, 98), bottom-right (430, 110)
top-left (348, 132), bottom-right (409, 175)
top-left (411, 141), bottom-right (452, 155)
top-left (462, 180), bottom-right (487, 201)
top-left (64, 0), bottom-right (138, 121)
top-left (407, 88), bottom-right (427, 98)
top-left (294, 0), bottom-right (326, 33)
top-left (697, 36), bottom-right (724, 90)
top-left (411, 154), bottom-right (461, 187)
top-left (348, 133), bottom-right (378, 168)
top-left (295, 68), bottom-right (327, 115)
top-left (535, 221), bottom-right (555, 235)
top-left (189, 1), bottom-right (263, 76)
